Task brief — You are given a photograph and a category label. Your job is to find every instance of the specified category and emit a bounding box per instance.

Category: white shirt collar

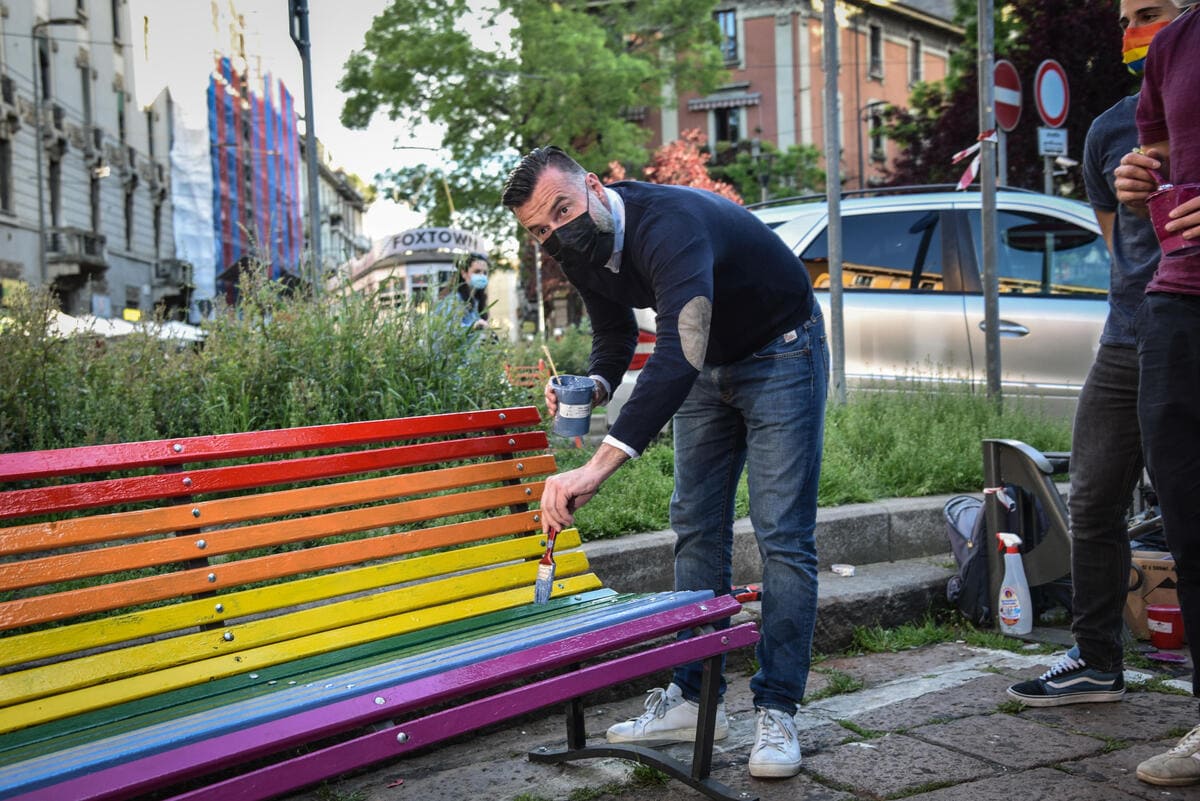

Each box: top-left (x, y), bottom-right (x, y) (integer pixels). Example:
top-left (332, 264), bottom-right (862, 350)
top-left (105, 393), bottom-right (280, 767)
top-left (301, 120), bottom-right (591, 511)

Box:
top-left (602, 187), bottom-right (625, 274)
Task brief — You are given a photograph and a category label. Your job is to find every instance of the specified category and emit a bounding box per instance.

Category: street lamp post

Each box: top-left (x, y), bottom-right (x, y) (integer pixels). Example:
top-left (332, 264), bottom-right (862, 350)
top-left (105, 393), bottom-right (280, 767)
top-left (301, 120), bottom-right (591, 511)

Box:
top-left (31, 16), bottom-right (82, 286)
top-left (288, 0), bottom-right (323, 295)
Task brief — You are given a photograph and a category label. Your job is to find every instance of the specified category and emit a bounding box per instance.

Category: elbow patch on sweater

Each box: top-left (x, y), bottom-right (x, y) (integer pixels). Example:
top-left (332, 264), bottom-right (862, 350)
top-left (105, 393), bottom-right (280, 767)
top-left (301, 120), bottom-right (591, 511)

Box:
top-left (679, 296), bottom-right (712, 370)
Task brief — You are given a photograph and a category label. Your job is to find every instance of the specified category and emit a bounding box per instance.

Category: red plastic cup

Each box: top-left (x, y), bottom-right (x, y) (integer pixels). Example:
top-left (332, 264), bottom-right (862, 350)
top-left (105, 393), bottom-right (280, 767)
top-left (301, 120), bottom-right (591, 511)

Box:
top-left (1147, 604), bottom-right (1185, 650)
top-left (1148, 182), bottom-right (1200, 257)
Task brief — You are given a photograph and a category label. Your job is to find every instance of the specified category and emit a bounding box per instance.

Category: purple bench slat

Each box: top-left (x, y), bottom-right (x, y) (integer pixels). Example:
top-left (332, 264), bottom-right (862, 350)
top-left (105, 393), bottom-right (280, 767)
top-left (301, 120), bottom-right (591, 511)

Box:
top-left (173, 623), bottom-right (760, 801)
top-left (12, 597), bottom-right (750, 801)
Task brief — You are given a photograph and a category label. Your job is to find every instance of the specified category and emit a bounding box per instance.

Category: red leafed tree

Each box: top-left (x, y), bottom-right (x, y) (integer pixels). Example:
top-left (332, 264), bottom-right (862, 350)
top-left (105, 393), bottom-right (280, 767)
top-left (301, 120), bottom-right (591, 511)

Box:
top-left (625, 129), bottom-right (743, 203)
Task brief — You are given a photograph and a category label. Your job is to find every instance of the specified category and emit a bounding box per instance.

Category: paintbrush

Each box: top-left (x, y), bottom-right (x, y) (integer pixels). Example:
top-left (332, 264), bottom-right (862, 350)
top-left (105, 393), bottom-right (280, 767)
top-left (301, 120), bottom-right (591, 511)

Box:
top-left (533, 526), bottom-right (560, 604)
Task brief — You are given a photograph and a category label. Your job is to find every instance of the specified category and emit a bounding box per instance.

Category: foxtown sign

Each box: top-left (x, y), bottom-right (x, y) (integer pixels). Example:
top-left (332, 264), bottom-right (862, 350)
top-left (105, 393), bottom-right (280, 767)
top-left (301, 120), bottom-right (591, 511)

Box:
top-left (380, 227), bottom-right (488, 261)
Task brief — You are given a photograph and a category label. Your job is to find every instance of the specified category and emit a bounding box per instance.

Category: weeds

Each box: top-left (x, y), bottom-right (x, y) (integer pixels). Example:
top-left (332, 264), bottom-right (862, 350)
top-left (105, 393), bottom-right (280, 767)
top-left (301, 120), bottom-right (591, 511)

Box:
top-left (836, 719), bottom-right (885, 740)
top-left (996, 699), bottom-right (1026, 714)
top-left (804, 669), bottom-right (865, 704)
top-left (848, 615), bottom-right (1059, 656)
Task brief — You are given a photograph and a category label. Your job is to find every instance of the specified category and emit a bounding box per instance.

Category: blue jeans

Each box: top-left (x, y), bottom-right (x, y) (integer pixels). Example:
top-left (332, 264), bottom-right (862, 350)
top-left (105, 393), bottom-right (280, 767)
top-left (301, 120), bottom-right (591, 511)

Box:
top-left (670, 307), bottom-right (828, 716)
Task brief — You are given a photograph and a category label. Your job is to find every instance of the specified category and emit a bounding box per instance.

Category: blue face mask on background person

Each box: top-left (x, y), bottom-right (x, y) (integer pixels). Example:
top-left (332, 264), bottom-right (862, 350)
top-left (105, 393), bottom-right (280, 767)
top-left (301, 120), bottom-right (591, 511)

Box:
top-left (469, 273), bottom-right (489, 291)
top-left (543, 192), bottom-right (615, 271)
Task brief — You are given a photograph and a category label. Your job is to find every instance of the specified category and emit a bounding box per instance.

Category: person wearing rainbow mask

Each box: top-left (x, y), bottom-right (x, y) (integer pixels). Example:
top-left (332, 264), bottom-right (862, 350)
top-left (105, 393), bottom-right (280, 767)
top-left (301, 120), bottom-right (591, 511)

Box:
top-left (1006, 0), bottom-right (1180, 710)
top-left (1113, 0), bottom-right (1200, 786)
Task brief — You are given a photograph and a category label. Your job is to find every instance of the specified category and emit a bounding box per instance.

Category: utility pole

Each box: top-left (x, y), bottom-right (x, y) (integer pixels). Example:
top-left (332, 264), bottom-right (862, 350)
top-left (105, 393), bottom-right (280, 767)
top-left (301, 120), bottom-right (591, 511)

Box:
top-left (978, 0), bottom-right (1002, 406)
top-left (289, 0), bottom-right (323, 295)
top-left (31, 16), bottom-right (82, 287)
top-left (823, 0), bottom-right (846, 405)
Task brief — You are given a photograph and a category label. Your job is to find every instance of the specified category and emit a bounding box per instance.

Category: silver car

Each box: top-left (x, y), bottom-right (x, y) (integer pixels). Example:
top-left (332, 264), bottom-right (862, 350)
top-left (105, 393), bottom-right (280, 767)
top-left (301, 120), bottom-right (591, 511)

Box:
top-left (606, 187), bottom-right (1110, 427)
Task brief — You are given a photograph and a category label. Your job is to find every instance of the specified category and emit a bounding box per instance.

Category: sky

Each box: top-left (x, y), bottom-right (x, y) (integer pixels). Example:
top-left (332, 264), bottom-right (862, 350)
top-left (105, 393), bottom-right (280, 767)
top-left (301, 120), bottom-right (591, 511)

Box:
top-left (129, 0), bottom-right (450, 241)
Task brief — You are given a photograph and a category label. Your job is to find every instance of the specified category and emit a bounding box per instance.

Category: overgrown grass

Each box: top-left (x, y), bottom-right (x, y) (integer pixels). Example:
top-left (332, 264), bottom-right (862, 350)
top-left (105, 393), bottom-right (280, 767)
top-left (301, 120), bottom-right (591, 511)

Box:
top-left (563, 381), bottom-right (1070, 539)
top-left (0, 274), bottom-right (526, 452)
top-left (847, 614), bottom-right (1059, 656)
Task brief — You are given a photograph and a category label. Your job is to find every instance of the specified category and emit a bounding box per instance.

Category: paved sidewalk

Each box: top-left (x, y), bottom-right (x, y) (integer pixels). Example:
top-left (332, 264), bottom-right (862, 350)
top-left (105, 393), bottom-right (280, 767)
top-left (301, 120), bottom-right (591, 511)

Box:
top-left (285, 640), bottom-right (1200, 801)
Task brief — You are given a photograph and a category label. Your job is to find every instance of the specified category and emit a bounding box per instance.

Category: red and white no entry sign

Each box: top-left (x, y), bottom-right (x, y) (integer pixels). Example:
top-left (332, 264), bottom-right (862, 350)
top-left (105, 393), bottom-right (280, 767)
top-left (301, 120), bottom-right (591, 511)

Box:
top-left (994, 59), bottom-right (1022, 132)
top-left (1034, 60), bottom-right (1070, 129)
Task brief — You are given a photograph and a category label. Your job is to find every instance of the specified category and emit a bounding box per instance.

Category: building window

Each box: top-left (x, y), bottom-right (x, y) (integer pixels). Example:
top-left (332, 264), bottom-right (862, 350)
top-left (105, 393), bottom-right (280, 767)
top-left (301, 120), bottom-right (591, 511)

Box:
top-left (90, 175), bottom-right (101, 231)
top-left (49, 157), bottom-right (62, 227)
top-left (117, 90), bottom-right (126, 142)
top-left (111, 0), bottom-right (121, 42)
top-left (38, 39), bottom-right (52, 101)
top-left (910, 38), bottom-right (923, 84)
top-left (867, 102), bottom-right (886, 161)
top-left (124, 188), bottom-right (134, 249)
top-left (0, 135), bottom-right (11, 214)
top-left (714, 9), bottom-right (737, 63)
top-left (80, 65), bottom-right (93, 123)
top-left (714, 106), bottom-right (741, 144)
top-left (868, 24), bottom-right (883, 78)
top-left (153, 201), bottom-right (162, 256)
top-left (145, 108), bottom-right (154, 158)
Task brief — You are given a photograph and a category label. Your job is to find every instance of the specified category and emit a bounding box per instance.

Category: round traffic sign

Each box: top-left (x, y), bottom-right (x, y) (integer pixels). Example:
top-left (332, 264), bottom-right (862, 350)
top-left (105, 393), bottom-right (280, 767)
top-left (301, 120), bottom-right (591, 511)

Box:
top-left (1034, 60), bottom-right (1070, 128)
top-left (993, 59), bottom-right (1022, 132)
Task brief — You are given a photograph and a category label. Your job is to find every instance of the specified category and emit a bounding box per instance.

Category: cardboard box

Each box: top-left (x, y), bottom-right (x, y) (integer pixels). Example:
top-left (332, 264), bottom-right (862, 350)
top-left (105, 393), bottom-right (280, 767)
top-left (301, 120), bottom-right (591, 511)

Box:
top-left (1124, 550), bottom-right (1181, 641)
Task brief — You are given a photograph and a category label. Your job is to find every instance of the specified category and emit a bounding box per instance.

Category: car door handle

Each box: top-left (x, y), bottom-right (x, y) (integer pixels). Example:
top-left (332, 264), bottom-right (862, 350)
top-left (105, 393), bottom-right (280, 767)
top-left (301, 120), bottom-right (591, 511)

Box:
top-left (978, 320), bottom-right (1030, 337)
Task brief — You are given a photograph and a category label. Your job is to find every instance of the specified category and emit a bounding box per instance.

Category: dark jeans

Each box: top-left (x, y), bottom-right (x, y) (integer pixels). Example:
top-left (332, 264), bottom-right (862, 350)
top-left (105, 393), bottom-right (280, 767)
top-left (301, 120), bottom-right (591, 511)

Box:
top-left (1070, 344), bottom-right (1142, 672)
top-left (1137, 292), bottom-right (1200, 696)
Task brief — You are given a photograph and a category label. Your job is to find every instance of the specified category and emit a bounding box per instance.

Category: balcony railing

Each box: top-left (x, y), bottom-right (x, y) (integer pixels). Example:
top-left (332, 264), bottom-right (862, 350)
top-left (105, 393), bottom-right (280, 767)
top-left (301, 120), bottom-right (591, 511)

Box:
top-left (45, 227), bottom-right (107, 269)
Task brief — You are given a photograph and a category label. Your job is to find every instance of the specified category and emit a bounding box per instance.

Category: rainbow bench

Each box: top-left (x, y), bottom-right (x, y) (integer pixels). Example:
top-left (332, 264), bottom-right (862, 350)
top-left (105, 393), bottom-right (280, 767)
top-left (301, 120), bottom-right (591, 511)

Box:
top-left (0, 407), bottom-right (757, 801)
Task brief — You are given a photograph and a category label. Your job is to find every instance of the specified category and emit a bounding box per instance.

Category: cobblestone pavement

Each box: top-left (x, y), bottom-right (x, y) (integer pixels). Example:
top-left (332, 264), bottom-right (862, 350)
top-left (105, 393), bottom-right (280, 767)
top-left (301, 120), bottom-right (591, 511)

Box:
top-left (283, 640), bottom-right (1200, 801)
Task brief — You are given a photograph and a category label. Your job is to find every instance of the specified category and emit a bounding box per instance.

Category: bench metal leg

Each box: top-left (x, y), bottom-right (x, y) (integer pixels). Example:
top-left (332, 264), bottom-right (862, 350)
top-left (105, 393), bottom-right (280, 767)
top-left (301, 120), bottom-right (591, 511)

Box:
top-left (529, 654), bottom-right (757, 801)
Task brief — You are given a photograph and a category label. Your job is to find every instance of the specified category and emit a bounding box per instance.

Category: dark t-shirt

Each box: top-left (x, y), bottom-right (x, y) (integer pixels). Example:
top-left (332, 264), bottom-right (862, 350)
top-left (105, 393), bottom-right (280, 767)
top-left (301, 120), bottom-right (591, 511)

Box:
top-left (1083, 94), bottom-right (1160, 347)
top-left (1136, 8), bottom-right (1200, 295)
top-left (563, 181), bottom-right (815, 454)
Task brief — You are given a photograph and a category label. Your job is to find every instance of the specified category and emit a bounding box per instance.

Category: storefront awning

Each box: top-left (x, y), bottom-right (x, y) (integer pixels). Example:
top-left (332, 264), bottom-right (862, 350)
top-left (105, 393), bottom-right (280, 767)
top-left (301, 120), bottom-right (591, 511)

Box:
top-left (688, 91), bottom-right (761, 111)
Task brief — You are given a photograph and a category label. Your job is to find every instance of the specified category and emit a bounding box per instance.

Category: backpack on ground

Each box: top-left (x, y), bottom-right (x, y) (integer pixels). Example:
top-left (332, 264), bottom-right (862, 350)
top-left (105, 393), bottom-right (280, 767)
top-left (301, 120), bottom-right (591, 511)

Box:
top-left (943, 485), bottom-right (1073, 627)
top-left (944, 494), bottom-right (990, 626)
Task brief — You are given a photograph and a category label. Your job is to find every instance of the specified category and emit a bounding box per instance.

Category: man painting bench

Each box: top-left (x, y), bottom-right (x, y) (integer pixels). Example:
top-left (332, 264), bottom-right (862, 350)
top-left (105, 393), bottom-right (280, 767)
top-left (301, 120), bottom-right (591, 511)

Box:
top-left (0, 406), bottom-right (757, 801)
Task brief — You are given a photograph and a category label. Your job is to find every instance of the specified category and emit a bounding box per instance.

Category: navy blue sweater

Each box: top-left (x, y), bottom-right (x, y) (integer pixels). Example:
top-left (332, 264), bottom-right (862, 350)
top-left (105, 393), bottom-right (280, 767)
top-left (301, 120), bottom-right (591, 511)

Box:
top-left (561, 181), bottom-right (815, 453)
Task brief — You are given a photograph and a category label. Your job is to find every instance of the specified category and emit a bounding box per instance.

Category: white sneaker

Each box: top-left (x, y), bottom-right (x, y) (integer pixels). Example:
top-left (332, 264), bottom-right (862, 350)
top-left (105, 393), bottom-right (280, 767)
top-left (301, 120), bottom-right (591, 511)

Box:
top-left (748, 707), bottom-right (802, 778)
top-left (605, 683), bottom-right (729, 744)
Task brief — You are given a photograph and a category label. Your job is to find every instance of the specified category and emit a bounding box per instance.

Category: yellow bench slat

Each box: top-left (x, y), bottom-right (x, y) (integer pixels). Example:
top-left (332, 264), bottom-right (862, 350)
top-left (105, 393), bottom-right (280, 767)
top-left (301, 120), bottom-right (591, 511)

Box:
top-left (0, 550), bottom-right (591, 706)
top-left (0, 571), bottom-right (604, 733)
top-left (0, 511), bottom-right (546, 630)
top-left (0, 529), bottom-right (584, 669)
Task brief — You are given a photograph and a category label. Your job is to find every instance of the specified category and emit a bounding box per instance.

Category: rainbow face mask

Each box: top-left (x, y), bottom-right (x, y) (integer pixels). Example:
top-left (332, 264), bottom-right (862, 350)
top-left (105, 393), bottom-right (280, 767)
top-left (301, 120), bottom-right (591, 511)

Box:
top-left (1123, 20), bottom-right (1171, 76)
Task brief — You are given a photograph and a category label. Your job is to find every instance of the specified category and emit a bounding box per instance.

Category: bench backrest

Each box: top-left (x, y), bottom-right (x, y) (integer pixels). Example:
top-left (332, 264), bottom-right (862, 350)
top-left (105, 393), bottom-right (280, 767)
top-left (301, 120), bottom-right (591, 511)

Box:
top-left (0, 407), bottom-right (597, 736)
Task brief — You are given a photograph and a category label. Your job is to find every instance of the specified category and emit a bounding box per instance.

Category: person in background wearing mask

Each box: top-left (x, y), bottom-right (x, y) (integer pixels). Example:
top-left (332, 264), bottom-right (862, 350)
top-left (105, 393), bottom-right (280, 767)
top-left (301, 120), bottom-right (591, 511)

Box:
top-left (501, 146), bottom-right (827, 780)
top-left (455, 252), bottom-right (491, 330)
top-left (1006, 0), bottom-right (1180, 709)
top-left (1113, 0), bottom-right (1200, 786)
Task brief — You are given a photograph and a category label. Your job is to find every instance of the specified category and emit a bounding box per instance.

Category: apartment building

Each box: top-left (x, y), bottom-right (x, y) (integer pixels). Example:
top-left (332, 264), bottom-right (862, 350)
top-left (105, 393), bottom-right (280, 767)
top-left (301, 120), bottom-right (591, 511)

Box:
top-left (645, 0), bottom-right (962, 189)
top-left (1, 0), bottom-right (185, 319)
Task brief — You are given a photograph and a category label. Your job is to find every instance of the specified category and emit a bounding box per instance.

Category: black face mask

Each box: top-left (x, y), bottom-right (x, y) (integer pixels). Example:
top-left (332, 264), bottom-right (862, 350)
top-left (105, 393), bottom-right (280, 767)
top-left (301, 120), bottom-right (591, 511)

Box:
top-left (543, 193), bottom-right (615, 270)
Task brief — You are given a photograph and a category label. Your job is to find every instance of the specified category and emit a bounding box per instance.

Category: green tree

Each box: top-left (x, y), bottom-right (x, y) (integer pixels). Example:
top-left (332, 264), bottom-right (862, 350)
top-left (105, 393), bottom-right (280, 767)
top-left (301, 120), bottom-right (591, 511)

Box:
top-left (708, 139), bottom-right (825, 204)
top-left (339, 0), bottom-right (729, 232)
top-left (881, 0), bottom-right (1133, 193)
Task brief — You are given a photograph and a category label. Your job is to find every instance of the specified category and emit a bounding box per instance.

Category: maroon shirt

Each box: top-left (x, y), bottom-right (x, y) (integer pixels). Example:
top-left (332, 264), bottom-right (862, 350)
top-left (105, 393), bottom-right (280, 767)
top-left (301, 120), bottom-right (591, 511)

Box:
top-left (1137, 8), bottom-right (1200, 295)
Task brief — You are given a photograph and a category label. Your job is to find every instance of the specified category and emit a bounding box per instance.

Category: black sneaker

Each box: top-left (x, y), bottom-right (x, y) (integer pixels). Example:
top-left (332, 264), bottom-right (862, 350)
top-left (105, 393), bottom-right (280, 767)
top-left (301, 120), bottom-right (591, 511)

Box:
top-left (1006, 650), bottom-right (1124, 707)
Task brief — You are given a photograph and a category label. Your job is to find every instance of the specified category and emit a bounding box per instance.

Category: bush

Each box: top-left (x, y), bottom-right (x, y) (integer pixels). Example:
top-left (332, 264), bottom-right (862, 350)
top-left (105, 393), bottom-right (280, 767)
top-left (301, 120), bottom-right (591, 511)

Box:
top-left (510, 324), bottom-right (594, 378)
top-left (0, 272), bottom-right (527, 452)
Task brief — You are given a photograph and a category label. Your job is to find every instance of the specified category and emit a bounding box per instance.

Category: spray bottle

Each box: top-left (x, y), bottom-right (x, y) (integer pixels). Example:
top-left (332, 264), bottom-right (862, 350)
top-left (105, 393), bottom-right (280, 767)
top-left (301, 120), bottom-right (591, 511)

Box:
top-left (996, 533), bottom-right (1033, 635)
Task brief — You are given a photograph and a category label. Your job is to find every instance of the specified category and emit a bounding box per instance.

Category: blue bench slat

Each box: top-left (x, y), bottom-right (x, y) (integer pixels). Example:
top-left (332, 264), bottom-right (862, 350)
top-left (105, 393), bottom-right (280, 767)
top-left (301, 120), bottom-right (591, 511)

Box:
top-left (0, 590), bottom-right (721, 796)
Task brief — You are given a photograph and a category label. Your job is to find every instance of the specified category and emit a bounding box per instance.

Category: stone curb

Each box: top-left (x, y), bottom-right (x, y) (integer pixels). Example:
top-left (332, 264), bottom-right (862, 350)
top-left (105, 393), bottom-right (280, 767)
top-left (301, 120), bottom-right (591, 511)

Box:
top-left (582, 492), bottom-right (960, 593)
top-left (582, 493), bottom-right (962, 653)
